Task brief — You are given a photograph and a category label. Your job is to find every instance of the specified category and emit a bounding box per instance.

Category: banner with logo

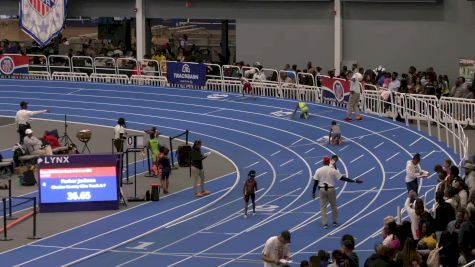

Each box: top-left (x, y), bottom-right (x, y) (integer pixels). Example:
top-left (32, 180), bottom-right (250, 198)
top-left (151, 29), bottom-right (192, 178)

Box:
top-left (167, 62), bottom-right (207, 87)
top-left (459, 59), bottom-right (475, 83)
top-left (20, 0), bottom-right (68, 47)
top-left (319, 76), bottom-right (351, 103)
top-left (0, 55), bottom-right (29, 76)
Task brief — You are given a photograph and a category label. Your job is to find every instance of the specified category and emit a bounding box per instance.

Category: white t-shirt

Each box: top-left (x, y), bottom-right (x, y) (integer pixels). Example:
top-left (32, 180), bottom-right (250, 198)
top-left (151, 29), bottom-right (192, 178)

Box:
top-left (262, 236), bottom-right (290, 267)
top-left (15, 109), bottom-right (47, 125)
top-left (405, 160), bottom-right (425, 183)
top-left (349, 79), bottom-right (361, 94)
top-left (114, 124), bottom-right (126, 139)
top-left (313, 165), bottom-right (342, 187)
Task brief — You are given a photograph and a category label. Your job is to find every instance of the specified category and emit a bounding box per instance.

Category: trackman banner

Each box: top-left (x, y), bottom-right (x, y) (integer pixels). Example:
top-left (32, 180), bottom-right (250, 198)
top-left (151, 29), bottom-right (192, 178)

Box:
top-left (167, 62), bottom-right (207, 87)
top-left (20, 0), bottom-right (68, 47)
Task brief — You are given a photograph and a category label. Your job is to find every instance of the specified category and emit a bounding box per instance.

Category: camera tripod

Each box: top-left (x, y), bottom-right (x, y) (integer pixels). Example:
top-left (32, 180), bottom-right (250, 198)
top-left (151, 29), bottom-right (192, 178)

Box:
top-left (59, 115), bottom-right (74, 146)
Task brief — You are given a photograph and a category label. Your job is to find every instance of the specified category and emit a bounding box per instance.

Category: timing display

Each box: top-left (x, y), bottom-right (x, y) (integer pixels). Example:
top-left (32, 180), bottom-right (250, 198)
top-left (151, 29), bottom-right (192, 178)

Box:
top-left (39, 166), bottom-right (118, 203)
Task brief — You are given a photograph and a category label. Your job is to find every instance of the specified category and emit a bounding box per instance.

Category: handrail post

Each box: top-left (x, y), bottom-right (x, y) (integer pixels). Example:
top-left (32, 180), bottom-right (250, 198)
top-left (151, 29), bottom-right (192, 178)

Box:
top-left (27, 197), bottom-right (41, 240)
top-left (1, 198), bottom-right (12, 241)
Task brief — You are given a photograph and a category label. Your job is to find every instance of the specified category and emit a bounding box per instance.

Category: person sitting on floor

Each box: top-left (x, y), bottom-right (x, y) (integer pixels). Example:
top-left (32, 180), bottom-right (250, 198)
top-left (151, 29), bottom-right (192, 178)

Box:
top-left (23, 129), bottom-right (52, 156)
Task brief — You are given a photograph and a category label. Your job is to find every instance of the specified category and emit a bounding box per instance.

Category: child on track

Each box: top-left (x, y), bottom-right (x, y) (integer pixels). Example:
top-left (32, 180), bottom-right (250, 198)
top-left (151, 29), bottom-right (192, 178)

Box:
top-left (158, 147), bottom-right (172, 194)
top-left (329, 121), bottom-right (343, 145)
top-left (239, 74), bottom-right (255, 99)
top-left (243, 170), bottom-right (258, 218)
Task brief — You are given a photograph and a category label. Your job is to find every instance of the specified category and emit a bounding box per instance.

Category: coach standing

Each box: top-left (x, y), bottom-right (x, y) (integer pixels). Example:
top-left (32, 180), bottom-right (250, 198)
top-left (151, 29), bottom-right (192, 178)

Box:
top-left (15, 101), bottom-right (49, 143)
top-left (344, 72), bottom-right (363, 122)
top-left (312, 157), bottom-right (363, 229)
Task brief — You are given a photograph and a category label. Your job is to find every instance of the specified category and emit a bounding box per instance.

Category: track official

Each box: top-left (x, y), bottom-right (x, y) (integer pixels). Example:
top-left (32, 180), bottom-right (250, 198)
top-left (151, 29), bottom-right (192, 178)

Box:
top-left (312, 157), bottom-right (363, 229)
top-left (15, 101), bottom-right (49, 143)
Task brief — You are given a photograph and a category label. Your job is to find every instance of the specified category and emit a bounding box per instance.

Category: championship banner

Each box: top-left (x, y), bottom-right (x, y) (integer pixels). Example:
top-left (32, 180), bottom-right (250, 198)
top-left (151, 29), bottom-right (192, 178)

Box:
top-left (319, 76), bottom-right (351, 103)
top-left (0, 54), bottom-right (29, 76)
top-left (167, 62), bottom-right (207, 87)
top-left (20, 0), bottom-right (68, 47)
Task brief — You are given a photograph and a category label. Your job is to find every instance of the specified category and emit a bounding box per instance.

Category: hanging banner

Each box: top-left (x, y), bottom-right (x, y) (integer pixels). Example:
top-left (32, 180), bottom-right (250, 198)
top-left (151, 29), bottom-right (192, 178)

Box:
top-left (0, 55), bottom-right (29, 77)
top-left (19, 0), bottom-right (68, 47)
top-left (167, 62), bottom-right (207, 87)
top-left (319, 76), bottom-right (352, 103)
top-left (459, 59), bottom-right (475, 83)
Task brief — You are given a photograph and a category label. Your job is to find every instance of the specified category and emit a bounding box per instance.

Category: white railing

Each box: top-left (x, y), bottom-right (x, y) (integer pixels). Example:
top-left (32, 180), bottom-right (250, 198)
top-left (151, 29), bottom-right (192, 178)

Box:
top-left (130, 75), bottom-right (167, 87)
top-left (90, 73), bottom-right (129, 84)
top-left (463, 259), bottom-right (475, 267)
top-left (27, 71), bottom-right (51, 80)
top-left (52, 72), bottom-right (90, 82)
top-left (440, 96), bottom-right (475, 127)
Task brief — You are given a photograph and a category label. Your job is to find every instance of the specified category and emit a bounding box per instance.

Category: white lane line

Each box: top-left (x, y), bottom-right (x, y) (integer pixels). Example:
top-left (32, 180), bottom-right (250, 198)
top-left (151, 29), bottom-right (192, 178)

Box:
top-left (409, 137), bottom-right (423, 147)
top-left (354, 167), bottom-right (375, 180)
top-left (67, 89), bottom-right (82, 95)
top-left (199, 232), bottom-right (239, 235)
top-left (374, 142), bottom-right (384, 149)
top-left (245, 161), bottom-right (259, 169)
top-left (291, 138), bottom-right (303, 146)
top-left (270, 150), bottom-right (281, 156)
top-left (389, 169), bottom-right (406, 180)
top-left (304, 148), bottom-right (315, 154)
top-left (203, 109), bottom-right (224, 115)
top-left (255, 172), bottom-right (268, 179)
top-left (280, 171), bottom-right (303, 182)
top-left (422, 150), bottom-right (435, 159)
top-left (339, 145), bottom-right (349, 151)
top-left (279, 159), bottom-right (294, 167)
top-left (350, 154), bottom-right (364, 163)
top-left (385, 152), bottom-right (400, 162)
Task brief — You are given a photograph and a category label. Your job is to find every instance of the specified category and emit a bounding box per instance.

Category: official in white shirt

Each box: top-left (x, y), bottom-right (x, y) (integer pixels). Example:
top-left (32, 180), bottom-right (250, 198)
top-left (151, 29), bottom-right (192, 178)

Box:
top-left (113, 118), bottom-right (127, 152)
top-left (15, 101), bottom-right (49, 143)
top-left (312, 157), bottom-right (363, 229)
top-left (344, 72), bottom-right (363, 121)
top-left (405, 153), bottom-right (429, 194)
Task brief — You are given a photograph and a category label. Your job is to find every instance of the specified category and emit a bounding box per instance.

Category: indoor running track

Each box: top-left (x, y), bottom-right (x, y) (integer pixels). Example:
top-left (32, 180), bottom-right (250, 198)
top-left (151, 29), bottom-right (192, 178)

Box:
top-left (0, 80), bottom-right (458, 267)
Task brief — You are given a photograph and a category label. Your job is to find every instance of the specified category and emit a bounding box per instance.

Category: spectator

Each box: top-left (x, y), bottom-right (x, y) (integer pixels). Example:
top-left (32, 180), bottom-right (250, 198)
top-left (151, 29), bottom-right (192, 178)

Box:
top-left (387, 72), bottom-right (400, 92)
top-left (464, 85), bottom-right (475, 99)
top-left (113, 118), bottom-right (127, 153)
top-left (364, 245), bottom-right (397, 267)
top-left (253, 65), bottom-right (267, 81)
top-left (395, 238), bottom-right (421, 267)
top-left (23, 129), bottom-right (53, 156)
top-left (433, 190), bottom-right (455, 233)
top-left (447, 208), bottom-right (466, 235)
top-left (453, 177), bottom-right (469, 209)
top-left (328, 250), bottom-right (343, 267)
top-left (451, 77), bottom-right (466, 98)
top-left (417, 222), bottom-right (437, 250)
top-left (42, 131), bottom-right (60, 149)
top-left (405, 190), bottom-right (433, 240)
top-left (300, 260), bottom-right (309, 267)
top-left (438, 230), bottom-right (459, 267)
top-left (445, 186), bottom-right (459, 211)
top-left (466, 164), bottom-right (475, 188)
top-left (262, 230), bottom-right (291, 267)
top-left (458, 205), bottom-right (475, 263)
top-left (339, 234), bottom-right (359, 267)
top-left (413, 77), bottom-right (424, 94)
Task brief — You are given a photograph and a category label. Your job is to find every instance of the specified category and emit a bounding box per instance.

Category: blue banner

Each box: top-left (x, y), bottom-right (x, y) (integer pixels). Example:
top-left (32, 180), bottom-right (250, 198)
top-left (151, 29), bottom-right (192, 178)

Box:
top-left (167, 62), bottom-right (207, 87)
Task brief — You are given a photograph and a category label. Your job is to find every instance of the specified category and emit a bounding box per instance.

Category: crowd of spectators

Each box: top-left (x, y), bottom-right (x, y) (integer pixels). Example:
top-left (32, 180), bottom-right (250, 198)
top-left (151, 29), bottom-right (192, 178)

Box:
top-left (1, 36), bottom-right (474, 100)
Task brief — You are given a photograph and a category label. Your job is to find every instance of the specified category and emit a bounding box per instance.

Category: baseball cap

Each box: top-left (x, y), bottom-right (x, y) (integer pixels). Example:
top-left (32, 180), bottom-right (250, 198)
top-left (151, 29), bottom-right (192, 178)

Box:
top-left (248, 170), bottom-right (256, 177)
top-left (25, 129), bottom-right (33, 135)
top-left (281, 230), bottom-right (291, 243)
top-left (464, 162), bottom-right (474, 169)
top-left (323, 157), bottom-right (331, 165)
top-left (20, 101), bottom-right (28, 107)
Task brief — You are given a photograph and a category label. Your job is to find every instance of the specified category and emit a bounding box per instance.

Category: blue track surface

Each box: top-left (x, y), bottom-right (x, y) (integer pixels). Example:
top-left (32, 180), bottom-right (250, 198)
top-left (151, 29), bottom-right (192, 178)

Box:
top-left (0, 80), bottom-right (458, 267)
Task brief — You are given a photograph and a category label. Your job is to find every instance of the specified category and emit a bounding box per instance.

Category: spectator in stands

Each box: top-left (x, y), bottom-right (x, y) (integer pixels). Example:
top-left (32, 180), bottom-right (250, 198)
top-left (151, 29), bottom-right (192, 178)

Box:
top-left (463, 162), bottom-right (475, 194)
top-left (23, 129), bottom-right (53, 156)
top-left (253, 65), bottom-right (267, 81)
top-left (395, 238), bottom-right (421, 267)
top-left (113, 118), bottom-right (127, 153)
top-left (387, 72), bottom-right (400, 92)
top-left (432, 190), bottom-right (455, 233)
top-left (262, 230), bottom-right (291, 267)
top-left (451, 77), bottom-right (466, 98)
top-left (453, 177), bottom-right (469, 209)
top-left (458, 205), bottom-right (475, 263)
top-left (339, 234), bottom-right (359, 267)
top-left (438, 230), bottom-right (459, 267)
top-left (464, 84), bottom-right (474, 99)
top-left (364, 244), bottom-right (397, 267)
top-left (42, 131), bottom-right (60, 149)
top-left (405, 190), bottom-right (433, 240)
top-left (434, 164), bottom-right (447, 193)
top-left (413, 77), bottom-right (424, 94)
top-left (445, 186), bottom-right (460, 211)
top-left (447, 208), bottom-right (466, 235)
top-left (15, 101), bottom-right (50, 144)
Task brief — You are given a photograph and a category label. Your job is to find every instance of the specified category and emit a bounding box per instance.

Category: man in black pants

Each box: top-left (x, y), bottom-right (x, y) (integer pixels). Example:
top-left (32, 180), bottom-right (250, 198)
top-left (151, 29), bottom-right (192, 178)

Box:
top-left (15, 101), bottom-right (49, 143)
top-left (244, 170), bottom-right (258, 218)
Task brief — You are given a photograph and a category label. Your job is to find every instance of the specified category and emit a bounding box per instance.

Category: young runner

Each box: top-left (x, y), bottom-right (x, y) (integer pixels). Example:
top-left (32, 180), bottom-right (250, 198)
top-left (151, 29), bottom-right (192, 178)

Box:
top-left (244, 170), bottom-right (258, 218)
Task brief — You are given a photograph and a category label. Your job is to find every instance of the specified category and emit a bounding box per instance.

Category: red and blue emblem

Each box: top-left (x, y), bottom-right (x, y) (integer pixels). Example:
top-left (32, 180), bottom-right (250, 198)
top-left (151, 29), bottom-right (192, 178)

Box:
top-left (0, 56), bottom-right (15, 75)
top-left (28, 0), bottom-right (56, 17)
top-left (333, 80), bottom-right (345, 102)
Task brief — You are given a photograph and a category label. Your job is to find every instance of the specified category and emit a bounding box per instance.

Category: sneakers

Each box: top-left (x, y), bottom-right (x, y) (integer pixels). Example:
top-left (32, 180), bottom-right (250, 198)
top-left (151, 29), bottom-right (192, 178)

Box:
top-left (244, 214), bottom-right (248, 219)
top-left (356, 116), bottom-right (363, 121)
top-left (323, 224), bottom-right (328, 229)
top-left (195, 192), bottom-right (203, 198)
top-left (333, 222), bottom-right (338, 227)
top-left (343, 117), bottom-right (352, 122)
top-left (163, 189), bottom-right (169, 194)
top-left (201, 190), bottom-right (210, 196)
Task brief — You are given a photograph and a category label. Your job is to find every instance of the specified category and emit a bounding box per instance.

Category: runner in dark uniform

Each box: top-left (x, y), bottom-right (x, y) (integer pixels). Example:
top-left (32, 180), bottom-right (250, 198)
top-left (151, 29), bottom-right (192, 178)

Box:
top-left (244, 170), bottom-right (258, 218)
